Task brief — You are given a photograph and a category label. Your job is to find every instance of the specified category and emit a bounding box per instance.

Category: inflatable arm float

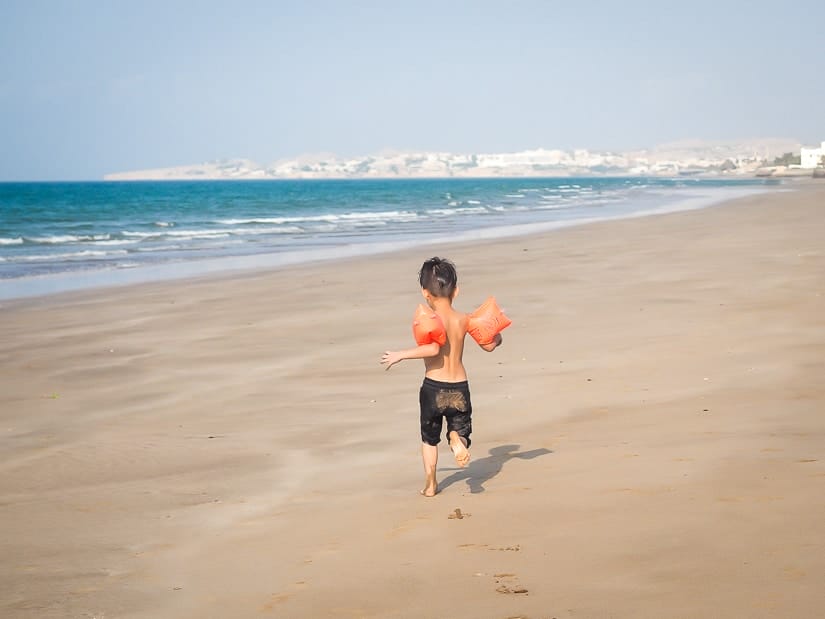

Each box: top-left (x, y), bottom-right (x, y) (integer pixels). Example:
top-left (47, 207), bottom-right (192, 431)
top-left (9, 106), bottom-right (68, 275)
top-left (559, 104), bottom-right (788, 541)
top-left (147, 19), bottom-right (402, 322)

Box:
top-left (467, 296), bottom-right (512, 345)
top-left (412, 304), bottom-right (447, 346)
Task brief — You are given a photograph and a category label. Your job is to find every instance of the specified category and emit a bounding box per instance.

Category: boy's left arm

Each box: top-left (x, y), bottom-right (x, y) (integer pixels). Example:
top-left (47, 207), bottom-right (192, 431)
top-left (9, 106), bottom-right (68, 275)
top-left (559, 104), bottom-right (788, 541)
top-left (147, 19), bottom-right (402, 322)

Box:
top-left (381, 342), bottom-right (440, 370)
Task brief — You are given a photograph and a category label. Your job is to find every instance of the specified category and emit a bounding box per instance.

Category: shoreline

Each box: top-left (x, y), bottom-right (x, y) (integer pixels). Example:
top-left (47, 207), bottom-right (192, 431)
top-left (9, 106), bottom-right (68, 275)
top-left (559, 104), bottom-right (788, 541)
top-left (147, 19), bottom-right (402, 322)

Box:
top-left (0, 182), bottom-right (780, 304)
top-left (1, 183), bottom-right (823, 617)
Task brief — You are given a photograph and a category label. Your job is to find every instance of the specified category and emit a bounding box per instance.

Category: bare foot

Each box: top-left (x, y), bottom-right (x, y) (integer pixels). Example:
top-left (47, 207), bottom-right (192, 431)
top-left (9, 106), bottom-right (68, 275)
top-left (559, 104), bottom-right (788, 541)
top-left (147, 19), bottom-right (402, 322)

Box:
top-left (420, 483), bottom-right (438, 497)
top-left (449, 434), bottom-right (470, 468)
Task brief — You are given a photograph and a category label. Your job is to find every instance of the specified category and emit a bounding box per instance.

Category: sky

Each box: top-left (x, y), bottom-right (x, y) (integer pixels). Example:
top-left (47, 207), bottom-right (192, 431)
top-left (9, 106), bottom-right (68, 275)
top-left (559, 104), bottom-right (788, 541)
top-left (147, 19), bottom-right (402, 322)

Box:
top-left (1, 0), bottom-right (823, 180)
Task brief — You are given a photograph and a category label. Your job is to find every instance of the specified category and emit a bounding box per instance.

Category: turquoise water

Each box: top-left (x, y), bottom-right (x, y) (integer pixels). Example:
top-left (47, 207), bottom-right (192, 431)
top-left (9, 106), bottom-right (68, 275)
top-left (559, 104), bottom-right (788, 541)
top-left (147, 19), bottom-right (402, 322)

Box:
top-left (0, 177), bottom-right (777, 298)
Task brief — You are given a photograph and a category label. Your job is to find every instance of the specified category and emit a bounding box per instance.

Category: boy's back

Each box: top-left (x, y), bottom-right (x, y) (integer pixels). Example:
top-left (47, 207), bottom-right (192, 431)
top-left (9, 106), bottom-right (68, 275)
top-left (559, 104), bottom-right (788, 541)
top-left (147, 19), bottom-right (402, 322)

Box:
top-left (422, 301), bottom-right (469, 383)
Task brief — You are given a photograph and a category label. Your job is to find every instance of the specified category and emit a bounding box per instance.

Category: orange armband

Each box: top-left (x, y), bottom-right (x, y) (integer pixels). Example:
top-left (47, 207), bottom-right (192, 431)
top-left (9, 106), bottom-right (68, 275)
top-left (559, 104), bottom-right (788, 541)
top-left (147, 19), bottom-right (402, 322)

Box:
top-left (467, 296), bottom-right (512, 345)
top-left (412, 304), bottom-right (447, 346)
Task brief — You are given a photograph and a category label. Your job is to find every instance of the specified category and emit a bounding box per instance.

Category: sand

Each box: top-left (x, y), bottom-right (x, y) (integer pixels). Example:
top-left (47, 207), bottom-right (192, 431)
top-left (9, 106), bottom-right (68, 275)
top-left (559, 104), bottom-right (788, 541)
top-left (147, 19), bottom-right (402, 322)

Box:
top-left (1, 182), bottom-right (824, 618)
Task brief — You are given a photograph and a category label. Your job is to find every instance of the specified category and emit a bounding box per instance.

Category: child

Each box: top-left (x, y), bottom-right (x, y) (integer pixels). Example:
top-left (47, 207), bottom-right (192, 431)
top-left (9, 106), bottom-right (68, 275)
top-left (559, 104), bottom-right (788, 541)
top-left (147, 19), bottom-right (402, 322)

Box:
top-left (381, 257), bottom-right (503, 497)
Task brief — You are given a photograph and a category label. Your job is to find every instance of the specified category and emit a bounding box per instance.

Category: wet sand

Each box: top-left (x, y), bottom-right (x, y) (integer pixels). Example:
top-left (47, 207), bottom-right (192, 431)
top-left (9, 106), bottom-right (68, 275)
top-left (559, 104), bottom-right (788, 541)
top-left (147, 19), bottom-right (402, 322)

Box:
top-left (1, 182), bottom-right (824, 618)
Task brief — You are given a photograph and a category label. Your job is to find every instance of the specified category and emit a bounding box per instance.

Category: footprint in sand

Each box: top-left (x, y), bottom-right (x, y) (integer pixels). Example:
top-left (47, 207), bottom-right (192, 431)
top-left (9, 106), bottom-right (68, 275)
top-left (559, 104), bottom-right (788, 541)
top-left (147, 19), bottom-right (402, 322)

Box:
top-left (447, 508), bottom-right (470, 519)
top-left (494, 573), bottom-right (528, 595)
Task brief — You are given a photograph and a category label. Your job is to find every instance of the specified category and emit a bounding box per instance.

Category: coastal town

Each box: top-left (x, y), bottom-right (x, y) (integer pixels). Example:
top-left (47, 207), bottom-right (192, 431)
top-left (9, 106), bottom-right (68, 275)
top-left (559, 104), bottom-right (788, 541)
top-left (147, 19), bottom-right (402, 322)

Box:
top-left (105, 138), bottom-right (825, 181)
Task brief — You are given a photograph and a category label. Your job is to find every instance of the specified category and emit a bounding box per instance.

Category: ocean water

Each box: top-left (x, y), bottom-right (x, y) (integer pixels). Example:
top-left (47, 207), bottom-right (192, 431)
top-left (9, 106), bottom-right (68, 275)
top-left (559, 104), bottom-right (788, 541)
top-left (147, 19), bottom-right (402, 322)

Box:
top-left (0, 177), bottom-right (777, 299)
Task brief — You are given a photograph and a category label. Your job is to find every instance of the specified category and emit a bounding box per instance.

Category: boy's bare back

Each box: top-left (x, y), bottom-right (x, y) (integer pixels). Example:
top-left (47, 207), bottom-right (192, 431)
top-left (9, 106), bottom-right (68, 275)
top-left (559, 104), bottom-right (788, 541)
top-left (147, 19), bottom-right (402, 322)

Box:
top-left (421, 301), bottom-right (469, 382)
top-left (380, 294), bottom-right (503, 375)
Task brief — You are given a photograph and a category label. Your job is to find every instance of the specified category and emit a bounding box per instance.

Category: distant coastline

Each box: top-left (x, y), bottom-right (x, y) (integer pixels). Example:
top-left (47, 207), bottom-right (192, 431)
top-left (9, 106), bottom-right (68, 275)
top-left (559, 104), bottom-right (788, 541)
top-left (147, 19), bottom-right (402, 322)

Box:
top-left (104, 138), bottom-right (802, 181)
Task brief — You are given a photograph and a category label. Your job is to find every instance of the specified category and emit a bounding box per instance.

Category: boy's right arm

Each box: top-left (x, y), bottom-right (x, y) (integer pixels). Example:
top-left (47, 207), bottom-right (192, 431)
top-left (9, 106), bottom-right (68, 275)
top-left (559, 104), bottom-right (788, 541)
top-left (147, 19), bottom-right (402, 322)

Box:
top-left (381, 342), bottom-right (440, 370)
top-left (479, 333), bottom-right (502, 352)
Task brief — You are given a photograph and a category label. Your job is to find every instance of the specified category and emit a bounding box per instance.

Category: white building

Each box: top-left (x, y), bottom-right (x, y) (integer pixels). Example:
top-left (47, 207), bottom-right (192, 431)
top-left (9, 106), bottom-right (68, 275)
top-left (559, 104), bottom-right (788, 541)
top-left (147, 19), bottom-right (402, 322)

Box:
top-left (476, 148), bottom-right (569, 168)
top-left (800, 141), bottom-right (825, 168)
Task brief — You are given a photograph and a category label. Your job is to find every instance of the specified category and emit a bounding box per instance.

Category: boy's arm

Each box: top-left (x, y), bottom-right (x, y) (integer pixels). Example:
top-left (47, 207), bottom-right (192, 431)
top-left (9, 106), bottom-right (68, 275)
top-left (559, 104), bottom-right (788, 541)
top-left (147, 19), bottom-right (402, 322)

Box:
top-left (381, 342), bottom-right (440, 370)
top-left (479, 333), bottom-right (503, 352)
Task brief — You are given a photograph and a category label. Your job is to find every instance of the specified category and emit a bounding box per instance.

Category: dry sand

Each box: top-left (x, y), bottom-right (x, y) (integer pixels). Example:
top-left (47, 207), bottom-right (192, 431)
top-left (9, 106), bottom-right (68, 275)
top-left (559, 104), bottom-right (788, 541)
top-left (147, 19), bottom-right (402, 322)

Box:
top-left (1, 183), bottom-right (824, 618)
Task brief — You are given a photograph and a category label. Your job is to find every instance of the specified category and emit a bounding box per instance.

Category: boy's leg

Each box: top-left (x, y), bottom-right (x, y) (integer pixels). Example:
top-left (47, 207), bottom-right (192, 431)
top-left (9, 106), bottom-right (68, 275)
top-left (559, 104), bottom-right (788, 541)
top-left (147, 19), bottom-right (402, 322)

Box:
top-left (419, 380), bottom-right (443, 497)
top-left (421, 442), bottom-right (438, 497)
top-left (445, 388), bottom-right (472, 468)
top-left (448, 431), bottom-right (470, 468)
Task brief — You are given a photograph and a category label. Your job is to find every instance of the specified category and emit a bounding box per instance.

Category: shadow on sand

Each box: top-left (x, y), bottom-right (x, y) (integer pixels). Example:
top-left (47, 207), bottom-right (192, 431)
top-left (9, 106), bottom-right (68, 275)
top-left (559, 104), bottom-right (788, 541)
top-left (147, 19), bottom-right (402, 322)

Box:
top-left (438, 444), bottom-right (553, 494)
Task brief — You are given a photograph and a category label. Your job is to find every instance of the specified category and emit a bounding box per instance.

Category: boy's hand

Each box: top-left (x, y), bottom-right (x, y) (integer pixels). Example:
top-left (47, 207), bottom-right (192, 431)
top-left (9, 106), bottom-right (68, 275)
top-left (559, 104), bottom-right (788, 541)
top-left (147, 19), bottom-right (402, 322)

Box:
top-left (480, 332), bottom-right (503, 352)
top-left (381, 350), bottom-right (404, 370)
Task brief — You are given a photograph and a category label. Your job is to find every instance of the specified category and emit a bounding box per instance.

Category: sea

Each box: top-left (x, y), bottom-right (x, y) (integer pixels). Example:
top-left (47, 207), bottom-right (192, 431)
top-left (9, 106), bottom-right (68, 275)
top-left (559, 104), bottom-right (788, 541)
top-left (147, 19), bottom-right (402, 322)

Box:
top-left (0, 177), bottom-right (779, 300)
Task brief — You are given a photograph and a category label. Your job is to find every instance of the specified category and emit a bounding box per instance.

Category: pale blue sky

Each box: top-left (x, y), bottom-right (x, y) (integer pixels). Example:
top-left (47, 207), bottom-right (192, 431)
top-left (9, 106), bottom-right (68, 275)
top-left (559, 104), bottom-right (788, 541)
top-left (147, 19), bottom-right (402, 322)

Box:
top-left (1, 0), bottom-right (823, 180)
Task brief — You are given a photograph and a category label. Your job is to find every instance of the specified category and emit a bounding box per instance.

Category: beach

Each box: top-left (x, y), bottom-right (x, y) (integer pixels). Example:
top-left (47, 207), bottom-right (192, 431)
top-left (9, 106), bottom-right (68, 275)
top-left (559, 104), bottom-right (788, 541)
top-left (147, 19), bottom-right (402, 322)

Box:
top-left (1, 182), bottom-right (824, 618)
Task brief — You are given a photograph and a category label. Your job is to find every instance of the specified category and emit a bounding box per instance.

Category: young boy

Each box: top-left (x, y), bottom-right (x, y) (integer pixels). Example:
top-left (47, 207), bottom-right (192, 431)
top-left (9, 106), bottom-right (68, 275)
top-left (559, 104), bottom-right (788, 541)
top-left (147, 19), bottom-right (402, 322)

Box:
top-left (381, 257), bottom-right (502, 497)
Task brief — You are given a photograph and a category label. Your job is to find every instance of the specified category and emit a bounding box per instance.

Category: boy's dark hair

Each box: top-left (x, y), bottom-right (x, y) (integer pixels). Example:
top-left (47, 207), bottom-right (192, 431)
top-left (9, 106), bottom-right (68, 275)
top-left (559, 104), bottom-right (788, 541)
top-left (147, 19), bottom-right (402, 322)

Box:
top-left (419, 257), bottom-right (458, 298)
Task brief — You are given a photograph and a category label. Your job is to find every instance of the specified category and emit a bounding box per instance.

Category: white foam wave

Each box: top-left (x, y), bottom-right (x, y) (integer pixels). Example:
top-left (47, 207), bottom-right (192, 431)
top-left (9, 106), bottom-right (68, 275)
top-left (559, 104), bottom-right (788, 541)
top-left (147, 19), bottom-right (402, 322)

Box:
top-left (122, 225), bottom-right (309, 242)
top-left (240, 226), bottom-right (304, 235)
top-left (217, 217), bottom-right (302, 225)
top-left (505, 194), bottom-right (525, 198)
top-left (427, 207), bottom-right (487, 216)
top-left (215, 214), bottom-right (340, 226)
top-left (217, 210), bottom-right (419, 226)
top-left (91, 239), bottom-right (141, 246)
top-left (162, 234), bottom-right (231, 242)
top-left (0, 237), bottom-right (23, 245)
top-left (8, 250), bottom-right (128, 262)
top-left (339, 210), bottom-right (418, 221)
top-left (25, 234), bottom-right (111, 244)
top-left (159, 229), bottom-right (236, 238)
top-left (135, 245), bottom-right (185, 253)
top-left (123, 229), bottom-right (234, 239)
top-left (154, 221), bottom-right (174, 227)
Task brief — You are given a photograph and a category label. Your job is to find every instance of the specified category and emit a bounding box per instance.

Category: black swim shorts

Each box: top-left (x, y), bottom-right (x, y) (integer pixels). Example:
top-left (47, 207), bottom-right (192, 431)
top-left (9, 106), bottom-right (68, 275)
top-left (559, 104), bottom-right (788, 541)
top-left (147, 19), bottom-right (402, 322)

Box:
top-left (419, 377), bottom-right (472, 447)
